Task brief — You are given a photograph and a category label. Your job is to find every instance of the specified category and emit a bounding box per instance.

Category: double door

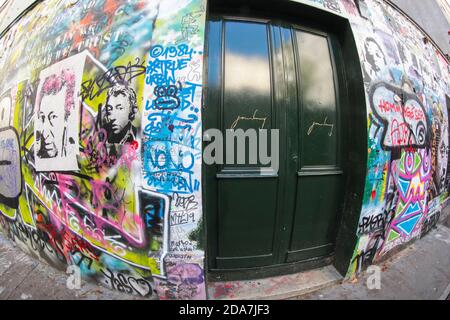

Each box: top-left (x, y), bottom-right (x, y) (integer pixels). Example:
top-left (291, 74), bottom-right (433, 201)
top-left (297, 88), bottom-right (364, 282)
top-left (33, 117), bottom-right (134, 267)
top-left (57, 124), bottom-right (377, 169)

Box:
top-left (204, 16), bottom-right (346, 271)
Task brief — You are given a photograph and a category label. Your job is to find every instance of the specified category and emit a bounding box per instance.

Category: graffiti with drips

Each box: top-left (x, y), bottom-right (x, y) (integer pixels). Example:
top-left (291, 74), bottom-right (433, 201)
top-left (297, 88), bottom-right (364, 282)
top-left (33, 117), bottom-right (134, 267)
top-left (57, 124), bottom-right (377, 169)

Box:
top-left (143, 44), bottom-right (202, 195)
top-left (141, 1), bottom-right (206, 298)
top-left (370, 83), bottom-right (429, 150)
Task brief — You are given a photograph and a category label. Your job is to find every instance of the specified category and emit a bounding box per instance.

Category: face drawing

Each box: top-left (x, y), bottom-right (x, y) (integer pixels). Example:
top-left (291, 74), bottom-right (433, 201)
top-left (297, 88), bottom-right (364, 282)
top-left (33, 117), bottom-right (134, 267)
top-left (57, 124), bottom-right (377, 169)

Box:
top-left (106, 93), bottom-right (131, 135)
top-left (365, 39), bottom-right (385, 73)
top-left (104, 86), bottom-right (137, 143)
top-left (35, 69), bottom-right (76, 161)
top-left (36, 88), bottom-right (66, 158)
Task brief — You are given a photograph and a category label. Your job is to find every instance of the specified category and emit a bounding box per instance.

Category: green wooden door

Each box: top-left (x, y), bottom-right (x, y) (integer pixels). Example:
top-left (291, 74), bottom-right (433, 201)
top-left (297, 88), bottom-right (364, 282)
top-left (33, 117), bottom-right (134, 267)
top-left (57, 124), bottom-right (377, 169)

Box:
top-left (204, 16), bottom-right (345, 272)
top-left (283, 29), bottom-right (345, 263)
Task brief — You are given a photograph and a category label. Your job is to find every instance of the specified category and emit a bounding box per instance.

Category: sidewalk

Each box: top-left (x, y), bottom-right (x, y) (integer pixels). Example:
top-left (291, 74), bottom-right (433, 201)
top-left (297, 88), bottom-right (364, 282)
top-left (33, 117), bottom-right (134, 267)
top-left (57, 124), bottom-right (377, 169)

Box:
top-left (297, 221), bottom-right (450, 300)
top-left (0, 235), bottom-right (145, 300)
top-left (0, 217), bottom-right (449, 300)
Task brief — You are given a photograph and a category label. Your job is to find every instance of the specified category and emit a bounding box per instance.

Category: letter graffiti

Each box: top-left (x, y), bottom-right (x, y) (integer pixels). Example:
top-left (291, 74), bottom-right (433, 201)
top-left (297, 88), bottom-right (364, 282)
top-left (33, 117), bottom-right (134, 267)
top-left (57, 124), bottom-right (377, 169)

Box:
top-left (143, 43), bottom-right (202, 195)
top-left (101, 267), bottom-right (155, 297)
top-left (370, 83), bottom-right (429, 150)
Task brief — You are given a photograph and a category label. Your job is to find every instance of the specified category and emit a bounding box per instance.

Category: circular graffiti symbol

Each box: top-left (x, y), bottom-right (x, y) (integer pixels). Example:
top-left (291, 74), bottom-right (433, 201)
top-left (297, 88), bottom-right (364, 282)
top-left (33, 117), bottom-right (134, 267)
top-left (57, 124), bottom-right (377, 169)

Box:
top-left (415, 121), bottom-right (426, 145)
top-left (150, 45), bottom-right (164, 58)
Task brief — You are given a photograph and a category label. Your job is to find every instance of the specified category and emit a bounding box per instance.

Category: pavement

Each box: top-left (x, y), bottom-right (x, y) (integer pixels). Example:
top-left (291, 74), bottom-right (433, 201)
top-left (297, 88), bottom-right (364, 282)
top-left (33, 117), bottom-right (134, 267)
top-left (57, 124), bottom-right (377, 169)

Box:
top-left (0, 235), bottom-right (145, 300)
top-left (298, 219), bottom-right (450, 300)
top-left (0, 215), bottom-right (449, 300)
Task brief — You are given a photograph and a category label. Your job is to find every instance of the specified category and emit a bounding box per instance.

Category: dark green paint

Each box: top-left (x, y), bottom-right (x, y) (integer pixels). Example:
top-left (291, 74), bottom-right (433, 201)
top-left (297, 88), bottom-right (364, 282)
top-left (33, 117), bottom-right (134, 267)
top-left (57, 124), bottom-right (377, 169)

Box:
top-left (205, 17), bottom-right (344, 270)
top-left (203, 0), bottom-right (367, 280)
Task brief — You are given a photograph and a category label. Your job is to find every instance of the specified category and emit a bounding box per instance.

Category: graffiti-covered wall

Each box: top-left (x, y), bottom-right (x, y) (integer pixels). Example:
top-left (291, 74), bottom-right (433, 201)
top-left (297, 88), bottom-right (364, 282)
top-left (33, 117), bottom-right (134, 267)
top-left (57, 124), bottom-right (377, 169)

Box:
top-left (0, 0), bottom-right (449, 300)
top-left (292, 0), bottom-right (450, 276)
top-left (344, 0), bottom-right (448, 277)
top-left (0, 0), bottom-right (206, 300)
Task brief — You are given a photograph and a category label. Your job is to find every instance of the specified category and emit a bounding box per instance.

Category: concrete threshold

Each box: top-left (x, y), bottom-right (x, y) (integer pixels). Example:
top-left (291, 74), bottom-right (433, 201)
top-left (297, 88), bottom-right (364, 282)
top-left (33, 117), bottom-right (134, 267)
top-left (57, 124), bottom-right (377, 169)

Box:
top-left (207, 265), bottom-right (343, 300)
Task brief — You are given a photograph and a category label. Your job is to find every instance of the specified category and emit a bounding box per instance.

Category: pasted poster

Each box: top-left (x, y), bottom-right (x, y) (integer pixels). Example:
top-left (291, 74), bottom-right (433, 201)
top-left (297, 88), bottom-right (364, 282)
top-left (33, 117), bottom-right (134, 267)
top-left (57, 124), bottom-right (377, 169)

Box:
top-left (34, 52), bottom-right (86, 172)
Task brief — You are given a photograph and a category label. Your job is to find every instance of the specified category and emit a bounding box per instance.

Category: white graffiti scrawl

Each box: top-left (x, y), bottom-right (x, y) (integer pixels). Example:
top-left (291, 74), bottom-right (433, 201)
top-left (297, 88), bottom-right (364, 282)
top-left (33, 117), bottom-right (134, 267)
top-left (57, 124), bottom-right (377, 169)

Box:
top-left (370, 82), bottom-right (429, 150)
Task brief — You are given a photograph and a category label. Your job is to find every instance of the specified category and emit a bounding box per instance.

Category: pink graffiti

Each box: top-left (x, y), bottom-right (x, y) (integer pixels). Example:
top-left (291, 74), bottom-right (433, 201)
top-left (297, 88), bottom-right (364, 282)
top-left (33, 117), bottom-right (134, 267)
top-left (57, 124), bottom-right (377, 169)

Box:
top-left (83, 128), bottom-right (117, 170)
top-left (371, 83), bottom-right (428, 149)
top-left (393, 149), bottom-right (431, 208)
top-left (118, 142), bottom-right (139, 168)
top-left (37, 69), bottom-right (76, 118)
top-left (161, 263), bottom-right (206, 300)
top-left (167, 263), bottom-right (204, 285)
top-left (53, 174), bottom-right (146, 249)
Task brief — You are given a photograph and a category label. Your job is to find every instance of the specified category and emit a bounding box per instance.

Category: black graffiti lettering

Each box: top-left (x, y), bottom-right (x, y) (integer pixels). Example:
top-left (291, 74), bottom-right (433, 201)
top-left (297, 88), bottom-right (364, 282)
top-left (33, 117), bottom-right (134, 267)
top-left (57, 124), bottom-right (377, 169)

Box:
top-left (420, 211), bottom-right (441, 237)
top-left (352, 233), bottom-right (383, 272)
top-left (80, 58), bottom-right (146, 101)
top-left (153, 84), bottom-right (181, 110)
top-left (100, 268), bottom-right (153, 297)
top-left (170, 239), bottom-right (195, 252)
top-left (358, 213), bottom-right (386, 235)
top-left (7, 219), bottom-right (66, 263)
top-left (173, 193), bottom-right (198, 211)
top-left (170, 210), bottom-right (195, 226)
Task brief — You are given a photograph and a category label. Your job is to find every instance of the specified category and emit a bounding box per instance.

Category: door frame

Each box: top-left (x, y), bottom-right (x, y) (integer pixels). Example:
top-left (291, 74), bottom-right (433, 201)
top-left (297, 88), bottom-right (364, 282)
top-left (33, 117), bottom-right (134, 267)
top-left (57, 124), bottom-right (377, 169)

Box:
top-left (202, 0), bottom-right (368, 281)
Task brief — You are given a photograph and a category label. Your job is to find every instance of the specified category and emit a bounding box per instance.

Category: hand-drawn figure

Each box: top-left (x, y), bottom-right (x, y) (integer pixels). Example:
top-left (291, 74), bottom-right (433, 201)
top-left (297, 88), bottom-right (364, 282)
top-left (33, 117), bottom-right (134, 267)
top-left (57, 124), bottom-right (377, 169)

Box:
top-left (362, 37), bottom-right (387, 85)
top-left (103, 85), bottom-right (138, 144)
top-left (34, 52), bottom-right (86, 172)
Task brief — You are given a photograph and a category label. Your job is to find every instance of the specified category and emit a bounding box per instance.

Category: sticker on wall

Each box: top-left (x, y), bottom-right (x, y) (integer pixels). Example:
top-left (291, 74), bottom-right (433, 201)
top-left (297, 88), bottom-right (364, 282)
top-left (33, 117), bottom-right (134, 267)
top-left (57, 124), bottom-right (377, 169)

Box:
top-left (34, 52), bottom-right (87, 172)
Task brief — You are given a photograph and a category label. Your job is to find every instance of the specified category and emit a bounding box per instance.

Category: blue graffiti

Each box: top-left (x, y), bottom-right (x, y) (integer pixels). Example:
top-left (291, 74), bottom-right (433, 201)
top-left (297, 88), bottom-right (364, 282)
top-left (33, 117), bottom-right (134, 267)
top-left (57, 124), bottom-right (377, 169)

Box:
top-left (143, 43), bottom-right (201, 194)
top-left (143, 140), bottom-right (196, 194)
top-left (145, 44), bottom-right (195, 86)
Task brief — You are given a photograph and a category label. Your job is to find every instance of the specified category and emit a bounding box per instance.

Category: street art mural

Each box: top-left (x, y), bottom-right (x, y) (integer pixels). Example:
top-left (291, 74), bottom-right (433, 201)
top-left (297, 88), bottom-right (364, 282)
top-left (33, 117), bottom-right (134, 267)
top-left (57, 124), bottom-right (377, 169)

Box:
top-left (0, 0), bottom-right (448, 299)
top-left (340, 0), bottom-right (450, 275)
top-left (282, 0), bottom-right (449, 278)
top-left (35, 53), bottom-right (85, 171)
top-left (0, 0), bottom-right (206, 300)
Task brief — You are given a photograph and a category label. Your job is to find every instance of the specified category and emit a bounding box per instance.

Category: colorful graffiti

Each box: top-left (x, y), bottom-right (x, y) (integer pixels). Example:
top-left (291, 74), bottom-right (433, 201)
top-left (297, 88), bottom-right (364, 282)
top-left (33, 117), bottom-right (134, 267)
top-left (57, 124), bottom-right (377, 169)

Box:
top-left (0, 0), bottom-right (206, 300)
top-left (370, 83), bottom-right (429, 149)
top-left (0, 0), bottom-right (448, 299)
top-left (348, 0), bottom-right (449, 276)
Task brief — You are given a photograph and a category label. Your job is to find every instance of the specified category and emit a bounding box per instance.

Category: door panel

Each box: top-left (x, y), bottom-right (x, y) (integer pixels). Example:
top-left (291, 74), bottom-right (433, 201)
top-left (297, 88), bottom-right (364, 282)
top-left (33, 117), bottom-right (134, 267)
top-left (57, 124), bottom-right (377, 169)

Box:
top-left (207, 19), bottom-right (281, 269)
top-left (296, 31), bottom-right (338, 168)
top-left (287, 174), bottom-right (343, 262)
top-left (216, 179), bottom-right (279, 268)
top-left (221, 20), bottom-right (274, 170)
top-left (286, 29), bottom-right (344, 262)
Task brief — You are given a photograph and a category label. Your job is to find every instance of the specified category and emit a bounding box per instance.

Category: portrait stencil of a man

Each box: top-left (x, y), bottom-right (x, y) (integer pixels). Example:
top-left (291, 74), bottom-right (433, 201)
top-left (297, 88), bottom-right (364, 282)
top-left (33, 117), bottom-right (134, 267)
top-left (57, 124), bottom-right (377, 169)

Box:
top-left (362, 37), bottom-right (387, 84)
top-left (103, 85), bottom-right (138, 145)
top-left (34, 52), bottom-right (86, 171)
